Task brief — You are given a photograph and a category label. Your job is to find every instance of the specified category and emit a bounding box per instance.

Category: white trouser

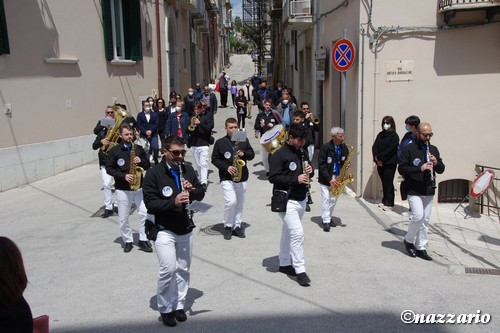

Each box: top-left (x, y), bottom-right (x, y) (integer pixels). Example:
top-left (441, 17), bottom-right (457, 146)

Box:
top-left (261, 146), bottom-right (270, 173)
top-left (190, 146), bottom-right (209, 185)
top-left (221, 180), bottom-right (247, 229)
top-left (116, 189), bottom-right (148, 243)
top-left (320, 184), bottom-right (338, 224)
top-left (278, 199), bottom-right (306, 274)
top-left (405, 195), bottom-right (433, 250)
top-left (100, 166), bottom-right (114, 210)
top-left (307, 144), bottom-right (314, 163)
top-left (155, 230), bottom-right (192, 314)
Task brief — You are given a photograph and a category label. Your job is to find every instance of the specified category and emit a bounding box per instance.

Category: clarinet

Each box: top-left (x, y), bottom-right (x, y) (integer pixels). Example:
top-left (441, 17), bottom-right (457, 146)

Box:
top-left (178, 160), bottom-right (196, 230)
top-left (300, 149), bottom-right (311, 193)
top-left (425, 141), bottom-right (437, 190)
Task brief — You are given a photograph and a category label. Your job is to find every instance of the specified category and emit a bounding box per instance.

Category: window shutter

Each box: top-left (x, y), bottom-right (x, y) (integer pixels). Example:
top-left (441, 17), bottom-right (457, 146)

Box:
top-left (0, 0), bottom-right (10, 54)
top-left (102, 0), bottom-right (113, 60)
top-left (123, 0), bottom-right (142, 61)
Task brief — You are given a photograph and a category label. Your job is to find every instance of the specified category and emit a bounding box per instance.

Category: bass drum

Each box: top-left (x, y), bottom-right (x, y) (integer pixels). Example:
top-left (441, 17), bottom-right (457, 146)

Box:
top-left (260, 124), bottom-right (287, 153)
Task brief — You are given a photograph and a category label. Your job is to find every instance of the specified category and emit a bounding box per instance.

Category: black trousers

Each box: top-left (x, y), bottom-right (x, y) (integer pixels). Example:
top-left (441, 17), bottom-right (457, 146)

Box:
top-left (377, 164), bottom-right (397, 207)
top-left (220, 89), bottom-right (228, 107)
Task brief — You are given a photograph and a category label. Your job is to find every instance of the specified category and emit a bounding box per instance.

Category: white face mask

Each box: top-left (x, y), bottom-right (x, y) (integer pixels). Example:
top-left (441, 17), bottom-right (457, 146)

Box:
top-left (188, 92), bottom-right (194, 96)
top-left (405, 125), bottom-right (411, 132)
top-left (246, 84), bottom-right (250, 87)
top-left (383, 123), bottom-right (391, 130)
top-left (175, 106), bottom-right (181, 112)
top-left (282, 99), bottom-right (289, 105)
top-left (144, 107), bottom-right (151, 113)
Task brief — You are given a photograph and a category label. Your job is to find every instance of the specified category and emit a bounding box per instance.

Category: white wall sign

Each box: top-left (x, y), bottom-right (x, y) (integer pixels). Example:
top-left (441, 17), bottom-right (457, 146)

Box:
top-left (386, 60), bottom-right (414, 82)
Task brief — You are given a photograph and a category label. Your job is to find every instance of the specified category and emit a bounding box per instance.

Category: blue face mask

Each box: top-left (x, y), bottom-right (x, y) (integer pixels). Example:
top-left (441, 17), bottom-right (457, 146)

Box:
top-left (405, 125), bottom-right (411, 132)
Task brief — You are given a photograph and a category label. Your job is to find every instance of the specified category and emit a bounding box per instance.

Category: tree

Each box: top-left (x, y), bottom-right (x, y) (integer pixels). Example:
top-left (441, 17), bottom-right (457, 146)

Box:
top-left (234, 16), bottom-right (242, 33)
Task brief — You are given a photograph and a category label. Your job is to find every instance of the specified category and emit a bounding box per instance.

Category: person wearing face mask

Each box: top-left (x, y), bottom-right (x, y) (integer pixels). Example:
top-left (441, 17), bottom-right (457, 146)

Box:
top-left (250, 72), bottom-right (262, 91)
top-left (276, 90), bottom-right (297, 129)
top-left (146, 96), bottom-right (156, 112)
top-left (183, 88), bottom-right (196, 118)
top-left (372, 116), bottom-right (399, 210)
top-left (243, 79), bottom-right (254, 119)
top-left (218, 71), bottom-right (229, 108)
top-left (201, 86), bottom-right (218, 116)
top-left (137, 99), bottom-right (160, 164)
top-left (167, 91), bottom-right (178, 116)
top-left (399, 123), bottom-right (445, 261)
top-left (272, 81), bottom-right (284, 105)
top-left (193, 83), bottom-right (203, 101)
top-left (255, 82), bottom-right (271, 112)
top-left (156, 98), bottom-right (167, 150)
top-left (397, 115), bottom-right (420, 202)
top-left (165, 102), bottom-right (189, 141)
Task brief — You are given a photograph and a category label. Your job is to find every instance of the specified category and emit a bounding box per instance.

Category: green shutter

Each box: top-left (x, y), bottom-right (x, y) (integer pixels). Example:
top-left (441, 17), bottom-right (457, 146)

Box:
top-left (123, 0), bottom-right (142, 61)
top-left (0, 0), bottom-right (10, 54)
top-left (102, 0), bottom-right (114, 60)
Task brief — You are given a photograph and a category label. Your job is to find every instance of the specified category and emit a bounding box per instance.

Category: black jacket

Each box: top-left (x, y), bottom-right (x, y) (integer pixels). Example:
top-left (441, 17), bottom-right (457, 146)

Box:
top-left (253, 110), bottom-right (283, 136)
top-left (269, 143), bottom-right (314, 201)
top-left (92, 121), bottom-right (109, 167)
top-left (318, 141), bottom-right (350, 186)
top-left (105, 143), bottom-right (150, 191)
top-left (372, 130), bottom-right (399, 166)
top-left (398, 140), bottom-right (445, 196)
top-left (142, 161), bottom-right (205, 235)
top-left (211, 135), bottom-right (255, 182)
top-left (187, 111), bottom-right (214, 147)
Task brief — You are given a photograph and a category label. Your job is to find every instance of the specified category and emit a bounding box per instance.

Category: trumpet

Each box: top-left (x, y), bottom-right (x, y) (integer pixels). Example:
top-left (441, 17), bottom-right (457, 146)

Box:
top-left (306, 112), bottom-right (320, 125)
top-left (188, 115), bottom-right (200, 131)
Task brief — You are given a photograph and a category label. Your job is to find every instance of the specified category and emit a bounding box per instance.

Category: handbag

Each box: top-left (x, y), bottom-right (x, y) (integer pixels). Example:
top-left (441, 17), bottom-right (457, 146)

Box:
top-left (271, 190), bottom-right (289, 212)
top-left (145, 219), bottom-right (159, 241)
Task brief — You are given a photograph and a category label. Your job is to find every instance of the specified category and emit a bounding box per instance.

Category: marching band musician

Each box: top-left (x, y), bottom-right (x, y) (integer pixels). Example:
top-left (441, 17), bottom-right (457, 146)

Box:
top-left (137, 99), bottom-right (160, 165)
top-left (269, 124), bottom-right (313, 287)
top-left (142, 136), bottom-right (205, 327)
top-left (300, 102), bottom-right (320, 162)
top-left (92, 105), bottom-right (116, 218)
top-left (253, 98), bottom-right (283, 176)
top-left (187, 101), bottom-right (214, 191)
top-left (318, 127), bottom-right (349, 232)
top-left (105, 123), bottom-right (152, 253)
top-left (399, 122), bottom-right (445, 261)
top-left (211, 118), bottom-right (255, 240)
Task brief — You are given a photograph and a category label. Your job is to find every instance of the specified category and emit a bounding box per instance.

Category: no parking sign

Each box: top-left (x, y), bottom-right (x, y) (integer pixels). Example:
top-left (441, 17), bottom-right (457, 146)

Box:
top-left (332, 39), bottom-right (355, 72)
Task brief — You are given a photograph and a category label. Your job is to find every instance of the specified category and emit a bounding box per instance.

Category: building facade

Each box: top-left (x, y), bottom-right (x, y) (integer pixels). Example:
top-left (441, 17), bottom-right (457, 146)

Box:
top-left (0, 0), bottom-right (230, 191)
top-left (275, 0), bottom-right (500, 205)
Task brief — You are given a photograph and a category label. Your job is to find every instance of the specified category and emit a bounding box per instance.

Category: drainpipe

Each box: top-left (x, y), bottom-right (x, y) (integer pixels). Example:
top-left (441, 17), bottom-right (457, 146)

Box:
top-left (312, 0), bottom-right (322, 148)
top-left (360, 26), bottom-right (365, 196)
top-left (155, 0), bottom-right (163, 97)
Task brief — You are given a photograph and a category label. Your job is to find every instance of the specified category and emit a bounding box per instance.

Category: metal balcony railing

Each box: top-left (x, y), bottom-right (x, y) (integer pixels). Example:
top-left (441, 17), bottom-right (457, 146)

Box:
top-left (439, 0), bottom-right (500, 11)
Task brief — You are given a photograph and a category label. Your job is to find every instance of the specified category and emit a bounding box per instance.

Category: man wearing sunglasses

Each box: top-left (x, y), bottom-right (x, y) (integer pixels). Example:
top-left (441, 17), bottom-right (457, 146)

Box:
top-left (92, 106), bottom-right (116, 218)
top-left (143, 136), bottom-right (205, 327)
top-left (398, 122), bottom-right (445, 261)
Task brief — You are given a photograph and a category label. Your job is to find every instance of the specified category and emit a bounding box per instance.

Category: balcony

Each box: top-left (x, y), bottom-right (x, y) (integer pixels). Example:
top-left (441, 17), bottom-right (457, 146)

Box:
top-left (438, 0), bottom-right (500, 24)
top-left (179, 0), bottom-right (198, 12)
top-left (283, 0), bottom-right (313, 30)
top-left (224, 19), bottom-right (232, 29)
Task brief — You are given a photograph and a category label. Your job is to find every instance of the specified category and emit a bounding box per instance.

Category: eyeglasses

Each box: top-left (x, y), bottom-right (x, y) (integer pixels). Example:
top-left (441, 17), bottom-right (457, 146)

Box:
top-left (420, 132), bottom-right (433, 138)
top-left (106, 112), bottom-right (114, 115)
top-left (169, 149), bottom-right (187, 156)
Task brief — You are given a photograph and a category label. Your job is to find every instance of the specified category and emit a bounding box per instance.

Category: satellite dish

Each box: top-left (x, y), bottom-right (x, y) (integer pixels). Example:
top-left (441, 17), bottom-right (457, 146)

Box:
top-left (470, 170), bottom-right (495, 198)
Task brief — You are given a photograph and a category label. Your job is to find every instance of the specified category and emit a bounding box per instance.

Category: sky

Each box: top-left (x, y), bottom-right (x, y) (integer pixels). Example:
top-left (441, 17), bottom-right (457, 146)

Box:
top-left (231, 0), bottom-right (242, 19)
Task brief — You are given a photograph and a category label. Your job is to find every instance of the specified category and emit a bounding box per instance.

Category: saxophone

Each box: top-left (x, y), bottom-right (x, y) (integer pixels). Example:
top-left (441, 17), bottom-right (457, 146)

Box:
top-left (129, 143), bottom-right (144, 191)
top-left (232, 141), bottom-right (246, 182)
top-left (330, 145), bottom-right (354, 197)
top-left (101, 105), bottom-right (132, 154)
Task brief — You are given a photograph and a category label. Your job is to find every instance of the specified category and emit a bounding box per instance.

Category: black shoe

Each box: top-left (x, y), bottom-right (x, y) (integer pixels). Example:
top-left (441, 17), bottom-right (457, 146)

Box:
top-left (223, 226), bottom-right (232, 240)
top-left (296, 272), bottom-right (311, 286)
top-left (265, 172), bottom-right (269, 178)
top-left (403, 240), bottom-right (416, 258)
top-left (307, 195), bottom-right (313, 204)
top-left (278, 265), bottom-right (297, 276)
top-left (415, 249), bottom-right (432, 261)
top-left (323, 223), bottom-right (330, 232)
top-left (201, 184), bottom-right (208, 192)
top-left (232, 227), bottom-right (246, 238)
top-left (173, 309), bottom-right (187, 322)
top-left (101, 209), bottom-right (113, 218)
top-left (330, 219), bottom-right (337, 228)
top-left (138, 240), bottom-right (153, 253)
top-left (305, 204), bottom-right (311, 212)
top-left (124, 242), bottom-right (133, 253)
top-left (161, 312), bottom-right (176, 327)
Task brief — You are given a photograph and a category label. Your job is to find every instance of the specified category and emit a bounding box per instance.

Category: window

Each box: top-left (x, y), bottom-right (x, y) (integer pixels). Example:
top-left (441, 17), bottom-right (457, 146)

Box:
top-left (102, 0), bottom-right (142, 61)
top-left (0, 0), bottom-right (9, 55)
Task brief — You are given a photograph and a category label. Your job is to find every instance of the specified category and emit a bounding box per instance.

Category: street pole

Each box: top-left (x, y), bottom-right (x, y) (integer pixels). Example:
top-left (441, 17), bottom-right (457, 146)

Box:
top-left (341, 28), bottom-right (347, 130)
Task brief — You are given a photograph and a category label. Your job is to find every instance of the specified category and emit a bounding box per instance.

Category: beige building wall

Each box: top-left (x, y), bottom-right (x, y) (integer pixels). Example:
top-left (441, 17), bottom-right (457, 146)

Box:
top-left (0, 0), bottom-right (223, 192)
top-left (282, 1), bottom-right (500, 203)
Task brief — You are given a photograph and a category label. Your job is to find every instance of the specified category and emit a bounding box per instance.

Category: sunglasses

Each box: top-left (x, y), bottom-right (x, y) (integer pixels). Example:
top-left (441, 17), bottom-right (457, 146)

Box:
top-left (169, 149), bottom-right (187, 156)
top-left (106, 112), bottom-right (114, 115)
top-left (420, 132), bottom-right (433, 138)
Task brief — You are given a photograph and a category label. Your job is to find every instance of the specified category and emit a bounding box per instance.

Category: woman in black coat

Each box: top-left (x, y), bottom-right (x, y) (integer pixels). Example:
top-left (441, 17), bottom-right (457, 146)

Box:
top-left (372, 116), bottom-right (400, 209)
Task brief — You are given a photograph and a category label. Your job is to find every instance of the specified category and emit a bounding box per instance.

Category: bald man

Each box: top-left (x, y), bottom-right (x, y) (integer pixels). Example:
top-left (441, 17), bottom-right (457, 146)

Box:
top-left (398, 123), bottom-right (445, 261)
